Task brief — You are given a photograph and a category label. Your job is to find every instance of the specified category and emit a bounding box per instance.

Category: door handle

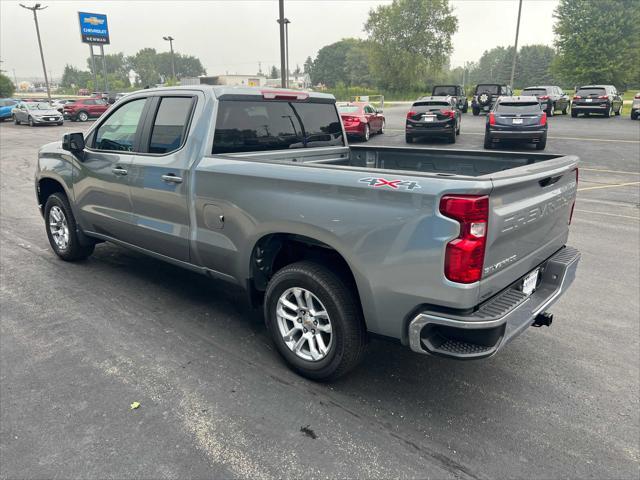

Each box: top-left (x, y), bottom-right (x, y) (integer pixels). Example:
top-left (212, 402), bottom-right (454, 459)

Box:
top-left (161, 174), bottom-right (183, 184)
top-left (112, 166), bottom-right (128, 176)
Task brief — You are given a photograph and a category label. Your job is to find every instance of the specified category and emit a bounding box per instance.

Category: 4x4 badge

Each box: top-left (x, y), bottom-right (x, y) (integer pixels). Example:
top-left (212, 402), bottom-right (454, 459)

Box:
top-left (359, 177), bottom-right (421, 190)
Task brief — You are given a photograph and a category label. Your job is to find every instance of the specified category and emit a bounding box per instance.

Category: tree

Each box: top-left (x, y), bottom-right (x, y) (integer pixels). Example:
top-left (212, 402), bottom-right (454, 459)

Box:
top-left (60, 64), bottom-right (92, 89)
top-left (155, 52), bottom-right (206, 80)
top-left (303, 56), bottom-right (314, 77)
top-left (0, 73), bottom-right (15, 97)
top-left (468, 46), bottom-right (514, 86)
top-left (269, 66), bottom-right (280, 79)
top-left (311, 38), bottom-right (371, 87)
top-left (364, 0), bottom-right (458, 90)
top-left (552, 0), bottom-right (640, 88)
top-left (516, 45), bottom-right (555, 87)
top-left (126, 48), bottom-right (161, 87)
top-left (293, 64), bottom-right (301, 76)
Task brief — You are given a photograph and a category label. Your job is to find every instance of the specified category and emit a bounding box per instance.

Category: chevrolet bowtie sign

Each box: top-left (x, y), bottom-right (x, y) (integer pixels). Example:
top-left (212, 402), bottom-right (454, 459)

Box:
top-left (78, 12), bottom-right (110, 44)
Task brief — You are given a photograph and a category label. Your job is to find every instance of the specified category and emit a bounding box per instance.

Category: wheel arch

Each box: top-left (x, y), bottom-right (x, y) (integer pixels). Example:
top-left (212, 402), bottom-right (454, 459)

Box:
top-left (37, 176), bottom-right (70, 213)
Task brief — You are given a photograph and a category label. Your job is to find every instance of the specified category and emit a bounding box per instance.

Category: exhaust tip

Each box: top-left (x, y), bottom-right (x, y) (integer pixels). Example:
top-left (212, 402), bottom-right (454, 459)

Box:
top-left (533, 311), bottom-right (553, 327)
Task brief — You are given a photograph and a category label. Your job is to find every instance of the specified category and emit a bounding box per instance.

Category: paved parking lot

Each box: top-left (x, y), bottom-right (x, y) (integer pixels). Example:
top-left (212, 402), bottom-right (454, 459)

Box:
top-left (1, 111), bottom-right (639, 479)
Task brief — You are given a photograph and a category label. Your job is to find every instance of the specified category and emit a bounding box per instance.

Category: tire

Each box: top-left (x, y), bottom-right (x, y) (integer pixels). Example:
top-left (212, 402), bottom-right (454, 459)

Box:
top-left (615, 105), bottom-right (621, 116)
top-left (405, 134), bottom-right (413, 143)
top-left (484, 134), bottom-right (493, 149)
top-left (571, 110), bottom-right (578, 118)
top-left (632, 111), bottom-right (638, 120)
top-left (456, 121), bottom-right (461, 135)
top-left (13, 115), bottom-right (20, 125)
top-left (379, 119), bottom-right (385, 134)
top-left (462, 102), bottom-right (468, 113)
top-left (604, 105), bottom-right (612, 118)
top-left (28, 116), bottom-right (35, 127)
top-left (547, 103), bottom-right (554, 116)
top-left (448, 129), bottom-right (456, 143)
top-left (264, 261), bottom-right (367, 381)
top-left (77, 111), bottom-right (89, 122)
top-left (536, 134), bottom-right (547, 150)
top-left (362, 124), bottom-right (370, 141)
top-left (57, 122), bottom-right (63, 126)
top-left (562, 104), bottom-right (568, 115)
top-left (472, 107), bottom-right (480, 116)
top-left (44, 193), bottom-right (95, 261)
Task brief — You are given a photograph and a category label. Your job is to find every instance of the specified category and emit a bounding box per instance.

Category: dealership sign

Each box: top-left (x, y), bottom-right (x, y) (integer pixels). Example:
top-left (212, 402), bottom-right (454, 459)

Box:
top-left (78, 12), bottom-right (110, 44)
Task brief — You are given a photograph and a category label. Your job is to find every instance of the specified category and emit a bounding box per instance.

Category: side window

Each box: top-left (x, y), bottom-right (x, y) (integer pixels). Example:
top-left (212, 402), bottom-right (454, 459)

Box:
top-left (148, 97), bottom-right (194, 154)
top-left (94, 98), bottom-right (147, 152)
top-left (364, 105), bottom-right (375, 114)
top-left (293, 102), bottom-right (344, 148)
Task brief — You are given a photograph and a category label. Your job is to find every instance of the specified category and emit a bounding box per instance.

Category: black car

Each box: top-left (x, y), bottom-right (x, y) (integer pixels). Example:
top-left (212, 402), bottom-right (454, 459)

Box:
top-left (471, 83), bottom-right (513, 116)
top-left (431, 85), bottom-right (468, 112)
top-left (631, 93), bottom-right (640, 120)
top-left (484, 96), bottom-right (548, 150)
top-left (522, 86), bottom-right (570, 116)
top-left (405, 96), bottom-right (461, 144)
top-left (571, 85), bottom-right (623, 118)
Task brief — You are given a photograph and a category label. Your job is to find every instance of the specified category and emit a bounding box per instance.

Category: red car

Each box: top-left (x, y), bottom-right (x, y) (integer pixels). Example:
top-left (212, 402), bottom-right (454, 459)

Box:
top-left (337, 102), bottom-right (385, 141)
top-left (63, 97), bottom-right (110, 122)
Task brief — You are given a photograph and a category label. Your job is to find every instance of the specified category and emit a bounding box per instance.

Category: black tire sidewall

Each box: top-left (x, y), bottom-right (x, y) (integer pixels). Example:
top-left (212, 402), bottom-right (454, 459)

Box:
top-left (264, 263), bottom-right (361, 380)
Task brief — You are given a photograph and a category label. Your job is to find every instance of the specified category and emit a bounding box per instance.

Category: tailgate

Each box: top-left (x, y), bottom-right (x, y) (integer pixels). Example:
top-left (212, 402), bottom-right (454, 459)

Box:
top-left (479, 158), bottom-right (578, 301)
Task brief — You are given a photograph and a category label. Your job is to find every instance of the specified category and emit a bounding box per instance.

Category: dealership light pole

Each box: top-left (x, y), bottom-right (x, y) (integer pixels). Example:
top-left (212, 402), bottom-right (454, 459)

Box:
top-left (163, 36), bottom-right (176, 80)
top-left (509, 0), bottom-right (523, 87)
top-left (277, 0), bottom-right (287, 88)
top-left (284, 18), bottom-right (291, 84)
top-left (20, 3), bottom-right (51, 104)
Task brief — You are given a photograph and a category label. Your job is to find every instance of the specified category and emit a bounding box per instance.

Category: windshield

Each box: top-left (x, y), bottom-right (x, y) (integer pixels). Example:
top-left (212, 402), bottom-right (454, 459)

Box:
top-left (496, 102), bottom-right (541, 114)
top-left (25, 102), bottom-right (54, 110)
top-left (523, 89), bottom-right (547, 96)
top-left (338, 106), bottom-right (360, 114)
top-left (433, 86), bottom-right (457, 96)
top-left (476, 85), bottom-right (500, 95)
top-left (576, 87), bottom-right (606, 96)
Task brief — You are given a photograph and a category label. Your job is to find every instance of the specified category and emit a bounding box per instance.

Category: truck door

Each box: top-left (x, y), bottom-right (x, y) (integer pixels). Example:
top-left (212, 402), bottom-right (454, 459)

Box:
top-left (74, 96), bottom-right (149, 243)
top-left (126, 95), bottom-right (196, 262)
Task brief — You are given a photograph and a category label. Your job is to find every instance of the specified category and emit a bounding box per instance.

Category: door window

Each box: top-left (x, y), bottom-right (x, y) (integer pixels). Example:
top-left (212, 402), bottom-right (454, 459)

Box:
top-left (94, 98), bottom-right (147, 152)
top-left (148, 97), bottom-right (194, 154)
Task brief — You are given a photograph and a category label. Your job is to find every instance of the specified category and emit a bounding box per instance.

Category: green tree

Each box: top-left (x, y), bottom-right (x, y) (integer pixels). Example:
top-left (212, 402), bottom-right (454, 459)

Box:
top-left (303, 56), bottom-right (314, 77)
top-left (60, 64), bottom-right (92, 89)
top-left (364, 0), bottom-right (458, 90)
top-left (269, 66), bottom-right (280, 79)
top-left (155, 52), bottom-right (206, 80)
top-left (516, 45), bottom-right (555, 88)
top-left (552, 0), bottom-right (640, 88)
top-left (126, 48), bottom-right (161, 87)
top-left (311, 38), bottom-right (370, 87)
top-left (0, 73), bottom-right (15, 97)
top-left (468, 46), bottom-right (514, 86)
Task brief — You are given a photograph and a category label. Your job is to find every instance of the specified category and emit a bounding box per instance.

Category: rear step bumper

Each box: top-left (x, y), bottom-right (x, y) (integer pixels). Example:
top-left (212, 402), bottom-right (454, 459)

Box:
top-left (408, 246), bottom-right (580, 360)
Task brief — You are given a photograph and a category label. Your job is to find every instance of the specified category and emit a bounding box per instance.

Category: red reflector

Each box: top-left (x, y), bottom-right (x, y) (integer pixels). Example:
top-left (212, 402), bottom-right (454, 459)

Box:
top-left (540, 112), bottom-right (547, 126)
top-left (539, 95), bottom-right (549, 100)
top-left (261, 89), bottom-right (309, 100)
top-left (439, 195), bottom-right (489, 284)
top-left (573, 95), bottom-right (582, 100)
top-left (489, 112), bottom-right (496, 125)
top-left (406, 110), bottom-right (416, 119)
top-left (598, 95), bottom-right (609, 99)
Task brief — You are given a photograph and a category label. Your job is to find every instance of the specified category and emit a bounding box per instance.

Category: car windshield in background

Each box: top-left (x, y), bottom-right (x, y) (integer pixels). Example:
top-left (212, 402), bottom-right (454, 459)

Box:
top-left (213, 101), bottom-right (343, 154)
top-left (433, 86), bottom-right (457, 96)
top-left (476, 85), bottom-right (500, 95)
top-left (576, 88), bottom-right (606, 96)
top-left (338, 106), bottom-right (360, 114)
top-left (26, 103), bottom-right (54, 110)
top-left (413, 101), bottom-right (450, 111)
top-left (496, 102), bottom-right (541, 114)
top-left (523, 89), bottom-right (547, 96)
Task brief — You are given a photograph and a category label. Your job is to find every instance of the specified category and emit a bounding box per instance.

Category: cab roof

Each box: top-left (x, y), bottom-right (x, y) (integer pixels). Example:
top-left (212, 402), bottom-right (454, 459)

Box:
top-left (126, 85), bottom-right (335, 102)
top-left (497, 96), bottom-right (539, 103)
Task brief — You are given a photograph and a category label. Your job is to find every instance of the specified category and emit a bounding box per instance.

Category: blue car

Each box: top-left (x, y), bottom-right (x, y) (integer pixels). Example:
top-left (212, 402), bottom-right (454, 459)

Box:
top-left (0, 98), bottom-right (19, 121)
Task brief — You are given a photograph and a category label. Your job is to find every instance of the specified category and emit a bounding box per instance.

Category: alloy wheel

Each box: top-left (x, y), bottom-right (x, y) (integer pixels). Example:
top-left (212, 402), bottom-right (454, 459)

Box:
top-left (48, 206), bottom-right (69, 251)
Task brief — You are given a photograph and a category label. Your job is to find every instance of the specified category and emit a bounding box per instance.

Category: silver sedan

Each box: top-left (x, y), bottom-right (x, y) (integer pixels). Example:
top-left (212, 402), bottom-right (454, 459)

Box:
top-left (12, 102), bottom-right (64, 126)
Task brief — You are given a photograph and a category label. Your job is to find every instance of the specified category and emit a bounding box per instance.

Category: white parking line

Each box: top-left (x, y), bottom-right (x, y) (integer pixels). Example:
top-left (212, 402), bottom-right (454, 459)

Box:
top-left (578, 181), bottom-right (640, 192)
top-left (384, 129), bottom-right (640, 143)
top-left (581, 168), bottom-right (640, 175)
top-left (575, 209), bottom-right (639, 220)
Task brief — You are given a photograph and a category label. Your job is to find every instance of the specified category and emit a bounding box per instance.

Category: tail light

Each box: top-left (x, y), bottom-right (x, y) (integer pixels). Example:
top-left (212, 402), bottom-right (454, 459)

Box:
top-left (406, 110), bottom-right (416, 119)
top-left (569, 168), bottom-right (578, 225)
top-left (343, 116), bottom-right (360, 123)
top-left (440, 109), bottom-right (455, 118)
top-left (540, 112), bottom-right (547, 126)
top-left (439, 195), bottom-right (489, 284)
top-left (488, 112), bottom-right (496, 125)
top-left (539, 95), bottom-right (550, 100)
top-left (635, 94), bottom-right (640, 99)
top-left (573, 95), bottom-right (582, 100)
top-left (598, 95), bottom-right (609, 100)
top-left (261, 89), bottom-right (309, 100)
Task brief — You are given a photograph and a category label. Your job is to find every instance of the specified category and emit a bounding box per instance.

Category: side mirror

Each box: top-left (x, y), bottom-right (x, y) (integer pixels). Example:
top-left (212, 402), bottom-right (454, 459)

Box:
top-left (62, 132), bottom-right (86, 153)
top-left (377, 109), bottom-right (383, 113)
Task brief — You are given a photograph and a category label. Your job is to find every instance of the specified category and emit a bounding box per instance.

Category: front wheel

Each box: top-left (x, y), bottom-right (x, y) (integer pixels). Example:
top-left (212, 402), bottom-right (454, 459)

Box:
top-left (264, 261), bottom-right (367, 381)
top-left (13, 115), bottom-right (20, 125)
top-left (44, 193), bottom-right (95, 261)
top-left (28, 116), bottom-right (35, 127)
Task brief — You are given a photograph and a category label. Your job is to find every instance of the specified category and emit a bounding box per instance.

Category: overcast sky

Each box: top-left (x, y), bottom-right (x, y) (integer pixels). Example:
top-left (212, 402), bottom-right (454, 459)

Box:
top-left (0, 0), bottom-right (559, 80)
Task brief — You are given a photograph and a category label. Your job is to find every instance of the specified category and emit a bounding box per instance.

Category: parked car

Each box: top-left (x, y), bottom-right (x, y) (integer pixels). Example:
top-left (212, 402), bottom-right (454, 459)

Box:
top-left (12, 102), bottom-right (63, 126)
top-left (337, 101), bottom-right (385, 141)
top-left (471, 84), bottom-right (513, 115)
top-left (431, 85), bottom-right (468, 112)
top-left (0, 98), bottom-right (18, 121)
top-left (78, 89), bottom-right (90, 96)
top-left (405, 96), bottom-right (461, 143)
top-left (51, 99), bottom-right (76, 113)
top-left (63, 97), bottom-right (109, 122)
top-left (630, 93), bottom-right (640, 120)
top-left (484, 96), bottom-right (547, 150)
top-left (522, 86), bottom-right (570, 116)
top-left (571, 85), bottom-right (623, 118)
top-left (34, 86), bottom-right (581, 379)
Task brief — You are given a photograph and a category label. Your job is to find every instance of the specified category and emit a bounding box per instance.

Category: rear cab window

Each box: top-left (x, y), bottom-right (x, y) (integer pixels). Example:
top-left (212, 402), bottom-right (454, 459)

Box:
top-left (337, 105), bottom-right (360, 114)
top-left (212, 100), bottom-right (343, 154)
top-left (495, 102), bottom-right (541, 114)
top-left (148, 97), bottom-right (194, 154)
top-left (413, 101), bottom-right (451, 112)
top-left (476, 85), bottom-right (500, 95)
top-left (576, 87), bottom-right (606, 97)
top-left (523, 89), bottom-right (548, 96)
top-left (433, 86), bottom-right (457, 96)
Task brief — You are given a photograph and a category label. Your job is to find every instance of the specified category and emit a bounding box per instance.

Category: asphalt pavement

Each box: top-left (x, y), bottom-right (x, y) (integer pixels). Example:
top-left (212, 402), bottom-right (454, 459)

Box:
top-left (1, 110), bottom-right (639, 479)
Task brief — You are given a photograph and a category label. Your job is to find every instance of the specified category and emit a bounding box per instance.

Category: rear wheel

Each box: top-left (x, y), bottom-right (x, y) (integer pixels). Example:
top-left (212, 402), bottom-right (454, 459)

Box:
top-left (13, 115), bottom-right (19, 125)
top-left (604, 105), bottom-right (612, 118)
top-left (547, 103), bottom-right (554, 116)
top-left (562, 104), bottom-right (568, 115)
top-left (571, 110), bottom-right (578, 118)
top-left (405, 134), bottom-right (413, 143)
top-left (362, 124), bottom-right (370, 141)
top-left (264, 261), bottom-right (367, 381)
top-left (456, 121), bottom-right (461, 135)
top-left (472, 107), bottom-right (480, 116)
top-left (28, 116), bottom-right (35, 127)
top-left (44, 193), bottom-right (95, 261)
top-left (77, 111), bottom-right (89, 122)
top-left (483, 134), bottom-right (493, 149)
top-left (615, 105), bottom-right (621, 116)
top-left (448, 129), bottom-right (456, 143)
top-left (379, 119), bottom-right (385, 134)
top-left (462, 102), bottom-right (468, 113)
top-left (536, 134), bottom-right (547, 150)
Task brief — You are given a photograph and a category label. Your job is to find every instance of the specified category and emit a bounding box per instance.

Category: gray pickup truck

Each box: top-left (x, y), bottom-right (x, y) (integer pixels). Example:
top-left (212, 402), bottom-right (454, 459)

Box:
top-left (35, 86), bottom-right (580, 380)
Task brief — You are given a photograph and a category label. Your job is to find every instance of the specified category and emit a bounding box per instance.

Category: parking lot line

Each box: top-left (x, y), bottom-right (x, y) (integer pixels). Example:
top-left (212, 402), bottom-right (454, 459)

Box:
top-left (581, 168), bottom-right (640, 175)
top-left (577, 181), bottom-right (640, 192)
top-left (575, 209), bottom-right (639, 220)
top-left (385, 129), bottom-right (640, 143)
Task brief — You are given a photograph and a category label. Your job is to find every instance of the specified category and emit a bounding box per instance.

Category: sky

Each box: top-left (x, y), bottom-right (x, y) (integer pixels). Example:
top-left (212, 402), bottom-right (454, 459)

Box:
top-left (0, 0), bottom-right (559, 80)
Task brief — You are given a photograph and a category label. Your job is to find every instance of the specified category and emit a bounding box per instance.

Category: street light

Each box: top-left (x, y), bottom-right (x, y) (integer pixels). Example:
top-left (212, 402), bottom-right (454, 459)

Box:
top-left (277, 0), bottom-right (287, 88)
top-left (276, 17), bottom-right (291, 87)
top-left (163, 35), bottom-right (176, 81)
top-left (19, 3), bottom-right (51, 103)
top-left (509, 0), bottom-right (523, 87)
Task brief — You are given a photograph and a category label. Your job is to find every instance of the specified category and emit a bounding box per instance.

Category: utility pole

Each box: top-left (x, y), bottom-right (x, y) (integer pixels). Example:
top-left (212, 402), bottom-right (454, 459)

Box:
top-left (284, 18), bottom-right (291, 83)
top-left (277, 0), bottom-right (287, 88)
top-left (163, 36), bottom-right (176, 80)
top-left (19, 3), bottom-right (51, 104)
top-left (510, 0), bottom-right (523, 88)
top-left (13, 69), bottom-right (18, 87)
